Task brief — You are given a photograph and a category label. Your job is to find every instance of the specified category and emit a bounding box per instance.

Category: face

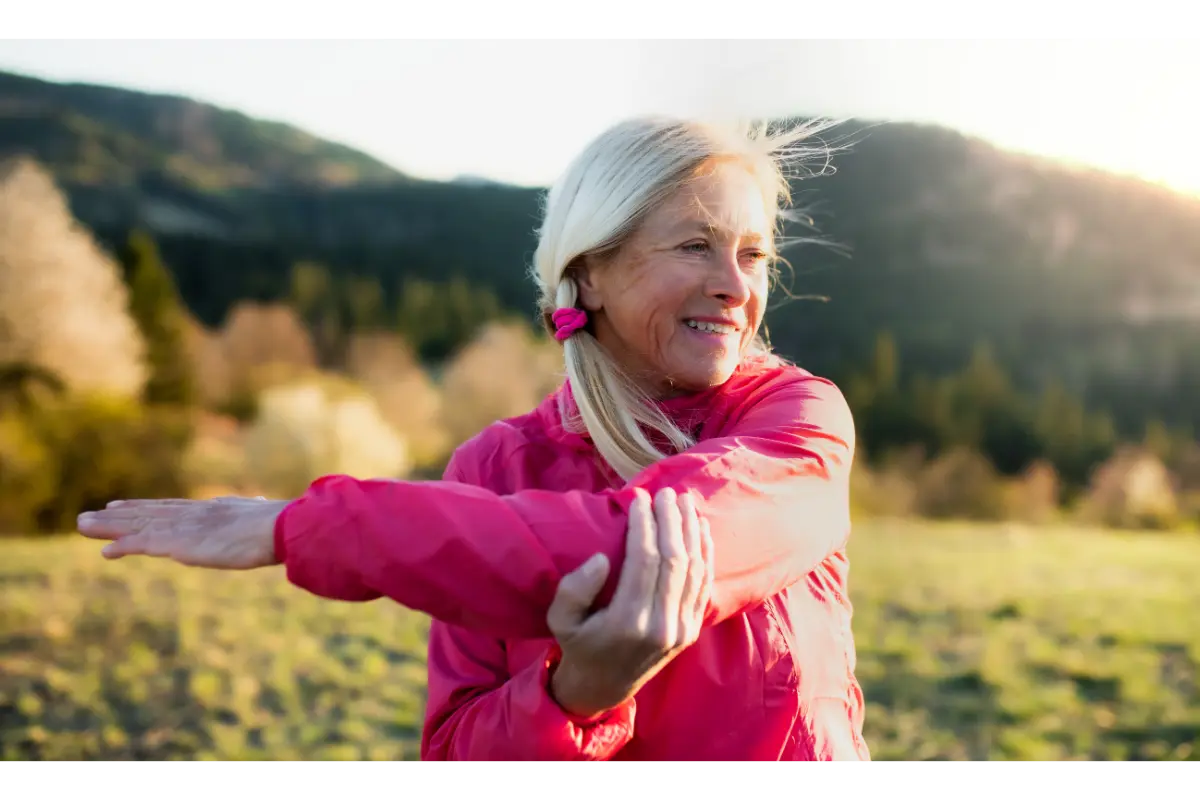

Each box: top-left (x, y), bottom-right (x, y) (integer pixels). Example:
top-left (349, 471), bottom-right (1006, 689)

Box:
top-left (575, 160), bottom-right (773, 398)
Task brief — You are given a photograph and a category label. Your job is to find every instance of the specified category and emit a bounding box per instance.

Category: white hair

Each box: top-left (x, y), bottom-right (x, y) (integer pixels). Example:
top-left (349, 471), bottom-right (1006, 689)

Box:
top-left (530, 115), bottom-right (846, 480)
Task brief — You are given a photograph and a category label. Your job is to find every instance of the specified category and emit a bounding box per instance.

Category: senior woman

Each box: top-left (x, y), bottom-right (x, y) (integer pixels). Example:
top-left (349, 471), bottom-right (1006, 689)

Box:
top-left (77, 115), bottom-right (869, 761)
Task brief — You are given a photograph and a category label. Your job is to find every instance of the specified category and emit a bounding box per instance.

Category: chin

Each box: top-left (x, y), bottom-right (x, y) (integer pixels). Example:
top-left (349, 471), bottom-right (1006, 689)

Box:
top-left (670, 359), bottom-right (740, 392)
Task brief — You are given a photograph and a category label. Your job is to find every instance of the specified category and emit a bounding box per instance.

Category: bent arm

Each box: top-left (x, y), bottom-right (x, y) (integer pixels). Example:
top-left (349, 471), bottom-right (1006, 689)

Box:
top-left (421, 623), bottom-right (635, 761)
top-left (275, 372), bottom-right (854, 639)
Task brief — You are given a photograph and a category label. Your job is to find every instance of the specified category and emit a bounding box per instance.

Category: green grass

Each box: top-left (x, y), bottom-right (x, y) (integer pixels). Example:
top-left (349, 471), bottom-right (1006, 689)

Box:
top-left (2, 519), bottom-right (1199, 760)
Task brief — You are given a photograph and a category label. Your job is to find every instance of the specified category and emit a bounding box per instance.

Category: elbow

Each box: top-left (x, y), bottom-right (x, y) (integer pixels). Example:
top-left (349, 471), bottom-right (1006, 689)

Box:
top-left (419, 734), bottom-right (453, 761)
top-left (817, 468), bottom-right (854, 552)
top-left (775, 460), bottom-right (854, 561)
top-left (420, 707), bottom-right (466, 761)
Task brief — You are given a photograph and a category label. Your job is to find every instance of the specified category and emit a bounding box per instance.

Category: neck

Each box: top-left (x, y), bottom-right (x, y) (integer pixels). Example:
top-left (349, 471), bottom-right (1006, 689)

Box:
top-left (612, 361), bottom-right (686, 402)
top-left (648, 379), bottom-right (693, 401)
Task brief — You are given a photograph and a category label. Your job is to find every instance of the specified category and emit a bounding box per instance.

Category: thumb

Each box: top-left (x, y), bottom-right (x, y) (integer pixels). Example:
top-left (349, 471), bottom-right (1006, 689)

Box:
top-left (101, 532), bottom-right (148, 560)
top-left (546, 553), bottom-right (610, 636)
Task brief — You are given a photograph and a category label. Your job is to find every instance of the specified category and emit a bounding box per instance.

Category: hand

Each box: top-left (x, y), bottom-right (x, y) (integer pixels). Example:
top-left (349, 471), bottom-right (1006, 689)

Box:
top-left (76, 495), bottom-right (289, 570)
top-left (546, 486), bottom-right (714, 720)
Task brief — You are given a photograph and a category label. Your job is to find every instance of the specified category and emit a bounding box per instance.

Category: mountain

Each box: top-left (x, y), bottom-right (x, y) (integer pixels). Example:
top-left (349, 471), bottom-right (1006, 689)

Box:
top-left (2, 68), bottom-right (1199, 437)
top-left (0, 70), bottom-right (405, 192)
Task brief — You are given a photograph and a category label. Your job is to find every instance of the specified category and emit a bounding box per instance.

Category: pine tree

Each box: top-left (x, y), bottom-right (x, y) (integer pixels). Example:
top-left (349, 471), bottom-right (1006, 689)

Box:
top-left (120, 229), bottom-right (196, 407)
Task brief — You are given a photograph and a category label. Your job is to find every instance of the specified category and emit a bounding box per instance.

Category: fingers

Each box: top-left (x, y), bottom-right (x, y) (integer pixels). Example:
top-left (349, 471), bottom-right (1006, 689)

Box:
top-left (675, 491), bottom-right (706, 644)
top-left (651, 487), bottom-right (687, 645)
top-left (105, 498), bottom-right (192, 508)
top-left (546, 553), bottom-right (611, 638)
top-left (77, 501), bottom-right (200, 551)
top-left (608, 488), bottom-right (660, 621)
top-left (77, 510), bottom-right (143, 540)
top-left (104, 497), bottom-right (252, 507)
top-left (77, 505), bottom-right (181, 540)
top-left (83, 506), bottom-right (185, 522)
top-left (86, 499), bottom-right (211, 535)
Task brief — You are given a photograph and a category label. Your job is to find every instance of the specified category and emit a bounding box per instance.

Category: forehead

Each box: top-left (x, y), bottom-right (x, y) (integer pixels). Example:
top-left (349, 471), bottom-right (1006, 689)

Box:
top-left (648, 162), bottom-right (773, 240)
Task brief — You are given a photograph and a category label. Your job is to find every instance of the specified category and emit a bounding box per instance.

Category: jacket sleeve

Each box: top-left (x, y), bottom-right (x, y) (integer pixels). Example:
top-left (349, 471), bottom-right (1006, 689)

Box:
top-left (421, 459), bottom-right (636, 761)
top-left (421, 622), bottom-right (636, 760)
top-left (274, 370), bottom-right (855, 640)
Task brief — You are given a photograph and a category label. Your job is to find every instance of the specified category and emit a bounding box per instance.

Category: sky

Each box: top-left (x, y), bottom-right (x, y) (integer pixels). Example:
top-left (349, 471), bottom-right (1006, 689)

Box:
top-left (1, 39), bottom-right (1198, 195)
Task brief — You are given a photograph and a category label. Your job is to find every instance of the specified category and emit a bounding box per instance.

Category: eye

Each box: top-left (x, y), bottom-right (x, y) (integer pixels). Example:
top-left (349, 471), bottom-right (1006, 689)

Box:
top-left (741, 249), bottom-right (770, 268)
top-left (680, 240), bottom-right (709, 255)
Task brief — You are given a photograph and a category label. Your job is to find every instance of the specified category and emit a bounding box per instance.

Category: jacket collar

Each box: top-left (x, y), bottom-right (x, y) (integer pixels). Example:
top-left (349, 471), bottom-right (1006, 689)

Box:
top-left (535, 353), bottom-right (779, 453)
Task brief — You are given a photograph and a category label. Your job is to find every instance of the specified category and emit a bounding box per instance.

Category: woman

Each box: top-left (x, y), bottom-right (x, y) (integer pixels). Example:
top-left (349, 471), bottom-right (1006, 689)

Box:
top-left (77, 115), bottom-right (869, 761)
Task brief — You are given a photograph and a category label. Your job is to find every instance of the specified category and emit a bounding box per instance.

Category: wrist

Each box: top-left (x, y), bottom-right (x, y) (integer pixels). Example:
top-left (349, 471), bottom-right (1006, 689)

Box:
top-left (549, 656), bottom-right (619, 722)
top-left (268, 500), bottom-right (293, 566)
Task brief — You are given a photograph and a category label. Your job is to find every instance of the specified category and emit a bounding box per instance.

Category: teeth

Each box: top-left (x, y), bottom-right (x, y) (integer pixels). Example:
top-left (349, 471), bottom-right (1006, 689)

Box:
top-left (685, 320), bottom-right (736, 335)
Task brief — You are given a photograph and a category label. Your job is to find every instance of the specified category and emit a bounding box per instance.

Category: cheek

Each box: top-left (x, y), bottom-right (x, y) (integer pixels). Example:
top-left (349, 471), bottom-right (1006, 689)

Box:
top-left (747, 273), bottom-right (769, 325)
top-left (615, 266), bottom-right (689, 327)
top-left (643, 279), bottom-right (696, 338)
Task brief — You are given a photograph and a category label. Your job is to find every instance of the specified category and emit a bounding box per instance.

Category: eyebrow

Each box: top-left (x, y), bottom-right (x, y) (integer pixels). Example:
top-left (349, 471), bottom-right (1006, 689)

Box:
top-left (676, 221), bottom-right (766, 242)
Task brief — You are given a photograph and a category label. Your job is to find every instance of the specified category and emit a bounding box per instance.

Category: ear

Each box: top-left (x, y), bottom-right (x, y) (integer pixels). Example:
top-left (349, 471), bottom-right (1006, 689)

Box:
top-left (573, 256), bottom-right (605, 313)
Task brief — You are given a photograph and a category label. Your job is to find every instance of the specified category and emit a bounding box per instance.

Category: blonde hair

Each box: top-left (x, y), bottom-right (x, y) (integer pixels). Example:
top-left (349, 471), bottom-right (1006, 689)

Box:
top-left (530, 115), bottom-right (845, 481)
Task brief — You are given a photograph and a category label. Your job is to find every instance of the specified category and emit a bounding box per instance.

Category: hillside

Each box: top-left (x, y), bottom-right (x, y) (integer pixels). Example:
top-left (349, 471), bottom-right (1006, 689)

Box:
top-left (0, 70), bottom-right (405, 193)
top-left (3, 68), bottom-right (1200, 437)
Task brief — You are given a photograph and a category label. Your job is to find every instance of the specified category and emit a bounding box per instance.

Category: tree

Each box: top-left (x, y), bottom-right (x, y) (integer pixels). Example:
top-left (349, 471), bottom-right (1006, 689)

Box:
top-left (344, 275), bottom-right (386, 333)
top-left (219, 300), bottom-right (318, 391)
top-left (0, 361), bottom-right (65, 414)
top-left (289, 261), bottom-right (343, 368)
top-left (243, 376), bottom-right (410, 497)
top-left (439, 321), bottom-right (563, 447)
top-left (395, 275), bottom-right (510, 361)
top-left (119, 229), bottom-right (197, 407)
top-left (0, 157), bottom-right (146, 399)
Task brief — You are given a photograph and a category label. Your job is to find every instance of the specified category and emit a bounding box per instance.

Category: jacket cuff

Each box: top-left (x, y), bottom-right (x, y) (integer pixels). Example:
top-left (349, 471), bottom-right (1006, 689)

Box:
top-left (271, 476), bottom-right (379, 602)
top-left (517, 644), bottom-right (636, 759)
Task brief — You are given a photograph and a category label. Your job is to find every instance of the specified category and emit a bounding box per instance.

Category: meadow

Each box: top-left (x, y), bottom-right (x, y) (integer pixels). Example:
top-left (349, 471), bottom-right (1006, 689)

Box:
top-left (2, 518), bottom-right (1198, 761)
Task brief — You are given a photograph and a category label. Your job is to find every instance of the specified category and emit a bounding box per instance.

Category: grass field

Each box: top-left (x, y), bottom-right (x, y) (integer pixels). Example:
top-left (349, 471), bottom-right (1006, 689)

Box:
top-left (2, 518), bottom-right (1199, 760)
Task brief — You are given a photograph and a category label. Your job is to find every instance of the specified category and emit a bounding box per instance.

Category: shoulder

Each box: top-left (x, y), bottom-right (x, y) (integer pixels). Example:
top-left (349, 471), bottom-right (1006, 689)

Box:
top-left (727, 354), bottom-right (855, 449)
top-left (441, 396), bottom-right (558, 487)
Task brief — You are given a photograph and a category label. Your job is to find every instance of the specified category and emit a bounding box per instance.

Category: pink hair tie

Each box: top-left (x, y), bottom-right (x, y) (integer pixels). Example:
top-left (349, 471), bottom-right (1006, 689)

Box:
top-left (551, 307), bottom-right (588, 341)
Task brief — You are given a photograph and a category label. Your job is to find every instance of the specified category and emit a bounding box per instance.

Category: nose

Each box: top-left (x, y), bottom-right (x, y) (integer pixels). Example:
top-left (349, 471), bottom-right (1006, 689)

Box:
top-left (705, 248), bottom-right (752, 307)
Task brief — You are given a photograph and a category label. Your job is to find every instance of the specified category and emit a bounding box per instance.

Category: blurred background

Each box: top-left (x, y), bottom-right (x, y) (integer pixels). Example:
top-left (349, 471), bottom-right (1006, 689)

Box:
top-left (0, 38), bottom-right (1198, 761)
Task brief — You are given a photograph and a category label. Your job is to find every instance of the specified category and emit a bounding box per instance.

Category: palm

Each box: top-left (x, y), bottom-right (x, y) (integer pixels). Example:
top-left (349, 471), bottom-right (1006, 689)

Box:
top-left (77, 497), bottom-right (287, 570)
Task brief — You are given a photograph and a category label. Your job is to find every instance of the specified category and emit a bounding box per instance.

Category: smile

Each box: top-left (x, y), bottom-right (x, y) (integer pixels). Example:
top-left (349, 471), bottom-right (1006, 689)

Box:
top-left (684, 319), bottom-right (738, 335)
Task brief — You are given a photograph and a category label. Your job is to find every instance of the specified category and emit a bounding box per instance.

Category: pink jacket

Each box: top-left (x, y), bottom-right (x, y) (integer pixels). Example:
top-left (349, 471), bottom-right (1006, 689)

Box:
top-left (273, 353), bottom-right (870, 760)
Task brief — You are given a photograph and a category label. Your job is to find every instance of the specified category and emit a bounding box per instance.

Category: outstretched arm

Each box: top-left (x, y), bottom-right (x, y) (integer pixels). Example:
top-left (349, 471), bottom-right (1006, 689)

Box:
top-left (274, 370), bottom-right (855, 640)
